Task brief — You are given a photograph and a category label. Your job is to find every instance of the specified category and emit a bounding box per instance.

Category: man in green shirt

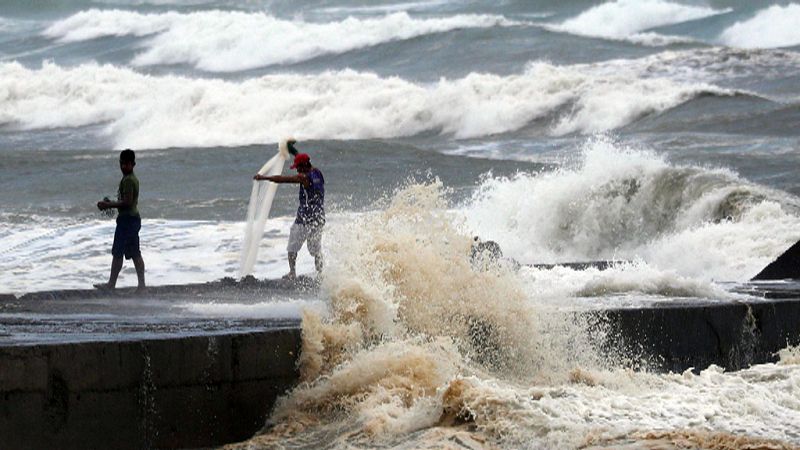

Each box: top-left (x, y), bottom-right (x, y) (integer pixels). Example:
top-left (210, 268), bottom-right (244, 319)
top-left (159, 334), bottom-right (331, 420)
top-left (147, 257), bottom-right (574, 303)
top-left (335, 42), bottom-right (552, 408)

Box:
top-left (95, 149), bottom-right (146, 292)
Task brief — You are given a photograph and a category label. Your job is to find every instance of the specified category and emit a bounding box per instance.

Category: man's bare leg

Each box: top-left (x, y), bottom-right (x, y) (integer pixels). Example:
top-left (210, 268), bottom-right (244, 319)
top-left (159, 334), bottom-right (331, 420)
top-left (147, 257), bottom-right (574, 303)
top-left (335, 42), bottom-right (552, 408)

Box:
top-left (133, 255), bottom-right (146, 292)
top-left (285, 252), bottom-right (298, 279)
top-left (95, 256), bottom-right (123, 289)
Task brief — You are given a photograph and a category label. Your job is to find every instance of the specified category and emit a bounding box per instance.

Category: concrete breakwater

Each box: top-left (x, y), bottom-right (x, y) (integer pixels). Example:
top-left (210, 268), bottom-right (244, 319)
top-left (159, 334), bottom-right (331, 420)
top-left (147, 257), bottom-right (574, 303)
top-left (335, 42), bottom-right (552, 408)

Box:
top-left (602, 295), bottom-right (800, 373)
top-left (0, 278), bottom-right (309, 450)
top-left (0, 328), bottom-right (300, 450)
top-left (1, 280), bottom-right (800, 449)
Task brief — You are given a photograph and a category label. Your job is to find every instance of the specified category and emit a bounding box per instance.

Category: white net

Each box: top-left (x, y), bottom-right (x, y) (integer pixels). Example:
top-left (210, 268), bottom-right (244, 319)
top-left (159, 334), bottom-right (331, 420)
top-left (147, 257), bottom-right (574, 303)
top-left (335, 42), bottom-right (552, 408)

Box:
top-left (239, 141), bottom-right (290, 276)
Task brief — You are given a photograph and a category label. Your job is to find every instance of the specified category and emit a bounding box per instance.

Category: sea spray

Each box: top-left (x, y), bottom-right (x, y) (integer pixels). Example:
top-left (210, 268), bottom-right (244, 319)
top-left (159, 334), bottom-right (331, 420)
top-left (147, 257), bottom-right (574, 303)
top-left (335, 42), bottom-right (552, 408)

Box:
top-left (245, 341), bottom-right (800, 449)
top-left (317, 181), bottom-right (546, 375)
top-left (234, 181), bottom-right (619, 448)
top-left (777, 345), bottom-right (800, 366)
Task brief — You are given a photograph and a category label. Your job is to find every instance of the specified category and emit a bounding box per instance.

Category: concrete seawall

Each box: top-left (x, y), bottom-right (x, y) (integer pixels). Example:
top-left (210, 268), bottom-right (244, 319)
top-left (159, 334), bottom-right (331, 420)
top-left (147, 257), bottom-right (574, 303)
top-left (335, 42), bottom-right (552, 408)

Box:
top-left (601, 297), bottom-right (800, 372)
top-left (0, 328), bottom-right (301, 450)
top-left (2, 281), bottom-right (800, 449)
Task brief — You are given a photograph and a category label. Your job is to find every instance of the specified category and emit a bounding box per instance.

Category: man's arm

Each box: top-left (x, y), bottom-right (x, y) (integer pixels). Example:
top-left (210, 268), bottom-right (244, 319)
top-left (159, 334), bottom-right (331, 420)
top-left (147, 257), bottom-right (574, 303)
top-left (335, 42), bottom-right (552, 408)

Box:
top-left (254, 173), bottom-right (310, 187)
top-left (98, 192), bottom-right (132, 211)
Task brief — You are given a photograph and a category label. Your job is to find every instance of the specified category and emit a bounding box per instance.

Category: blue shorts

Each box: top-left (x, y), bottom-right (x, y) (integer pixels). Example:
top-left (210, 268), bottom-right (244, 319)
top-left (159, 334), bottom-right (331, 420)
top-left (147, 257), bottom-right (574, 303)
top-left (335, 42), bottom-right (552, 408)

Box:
top-left (112, 216), bottom-right (141, 259)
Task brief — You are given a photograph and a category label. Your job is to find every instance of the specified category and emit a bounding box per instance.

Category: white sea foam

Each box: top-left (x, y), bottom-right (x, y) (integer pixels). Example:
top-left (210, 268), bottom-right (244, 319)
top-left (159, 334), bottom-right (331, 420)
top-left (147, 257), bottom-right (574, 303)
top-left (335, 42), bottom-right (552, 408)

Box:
top-left (541, 64), bottom-right (718, 135)
top-left (315, 0), bottom-right (453, 16)
top-left (463, 137), bottom-right (800, 283)
top-left (549, 0), bottom-right (725, 45)
top-left (579, 48), bottom-right (800, 87)
top-left (0, 215), bottom-right (307, 294)
top-left (434, 363), bottom-right (800, 448)
top-left (518, 263), bottom-right (740, 307)
top-left (623, 31), bottom-right (696, 47)
top-left (43, 10), bottom-right (513, 71)
top-left (92, 0), bottom-right (216, 5)
top-left (0, 61), bottom-right (730, 149)
top-left (43, 9), bottom-right (178, 42)
top-left (719, 4), bottom-right (800, 49)
top-left (250, 355), bottom-right (800, 448)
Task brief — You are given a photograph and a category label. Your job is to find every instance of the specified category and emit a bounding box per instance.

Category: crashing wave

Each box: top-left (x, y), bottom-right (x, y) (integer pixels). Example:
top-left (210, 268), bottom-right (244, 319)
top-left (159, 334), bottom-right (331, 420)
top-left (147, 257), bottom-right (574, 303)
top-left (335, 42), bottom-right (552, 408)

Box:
top-left (0, 60), bottom-right (733, 149)
top-left (546, 0), bottom-right (726, 46)
top-left (719, 4), bottom-right (800, 49)
top-left (43, 10), bottom-right (515, 71)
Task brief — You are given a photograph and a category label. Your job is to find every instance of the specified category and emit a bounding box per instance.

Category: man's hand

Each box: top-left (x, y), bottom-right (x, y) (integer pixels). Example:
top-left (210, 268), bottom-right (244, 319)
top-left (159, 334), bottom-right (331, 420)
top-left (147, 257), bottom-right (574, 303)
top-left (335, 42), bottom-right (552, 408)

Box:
top-left (97, 200), bottom-right (110, 210)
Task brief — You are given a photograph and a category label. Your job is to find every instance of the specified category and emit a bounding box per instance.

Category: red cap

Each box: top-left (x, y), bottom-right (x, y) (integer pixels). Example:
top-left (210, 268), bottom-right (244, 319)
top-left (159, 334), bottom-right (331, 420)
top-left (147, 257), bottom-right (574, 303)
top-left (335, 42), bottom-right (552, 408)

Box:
top-left (290, 153), bottom-right (310, 169)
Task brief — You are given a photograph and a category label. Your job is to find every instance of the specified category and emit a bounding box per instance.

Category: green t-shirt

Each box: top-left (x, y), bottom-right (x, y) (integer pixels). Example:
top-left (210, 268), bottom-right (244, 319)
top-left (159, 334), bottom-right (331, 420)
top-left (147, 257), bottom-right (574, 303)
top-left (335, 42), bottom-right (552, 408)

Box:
top-left (118, 173), bottom-right (139, 217)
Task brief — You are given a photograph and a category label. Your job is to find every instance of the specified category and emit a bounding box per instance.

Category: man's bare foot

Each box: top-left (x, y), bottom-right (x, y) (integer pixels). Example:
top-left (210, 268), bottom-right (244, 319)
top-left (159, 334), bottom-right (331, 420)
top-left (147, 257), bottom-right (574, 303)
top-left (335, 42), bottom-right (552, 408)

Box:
top-left (281, 273), bottom-right (296, 280)
top-left (93, 282), bottom-right (115, 290)
top-left (135, 286), bottom-right (148, 295)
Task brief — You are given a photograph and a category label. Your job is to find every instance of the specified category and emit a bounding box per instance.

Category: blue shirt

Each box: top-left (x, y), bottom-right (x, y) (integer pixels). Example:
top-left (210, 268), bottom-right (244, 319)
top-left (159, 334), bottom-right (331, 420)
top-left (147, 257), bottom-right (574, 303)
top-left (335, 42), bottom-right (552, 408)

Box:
top-left (296, 168), bottom-right (325, 226)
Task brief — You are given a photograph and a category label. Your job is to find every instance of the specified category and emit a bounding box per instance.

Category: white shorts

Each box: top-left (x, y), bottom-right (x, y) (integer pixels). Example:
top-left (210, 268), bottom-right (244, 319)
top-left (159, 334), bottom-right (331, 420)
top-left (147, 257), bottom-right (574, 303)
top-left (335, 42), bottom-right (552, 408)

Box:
top-left (287, 222), bottom-right (323, 256)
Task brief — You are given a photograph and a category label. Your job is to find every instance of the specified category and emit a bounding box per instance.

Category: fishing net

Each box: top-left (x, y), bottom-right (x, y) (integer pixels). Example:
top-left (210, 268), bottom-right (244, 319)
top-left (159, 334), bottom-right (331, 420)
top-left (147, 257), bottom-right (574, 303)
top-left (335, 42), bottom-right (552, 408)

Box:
top-left (239, 140), bottom-right (292, 276)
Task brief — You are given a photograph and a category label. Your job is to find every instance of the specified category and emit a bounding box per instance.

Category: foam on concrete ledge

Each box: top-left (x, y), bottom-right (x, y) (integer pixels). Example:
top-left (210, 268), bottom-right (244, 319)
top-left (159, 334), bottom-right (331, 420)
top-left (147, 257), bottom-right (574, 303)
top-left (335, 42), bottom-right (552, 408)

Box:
top-left (0, 328), bottom-right (301, 450)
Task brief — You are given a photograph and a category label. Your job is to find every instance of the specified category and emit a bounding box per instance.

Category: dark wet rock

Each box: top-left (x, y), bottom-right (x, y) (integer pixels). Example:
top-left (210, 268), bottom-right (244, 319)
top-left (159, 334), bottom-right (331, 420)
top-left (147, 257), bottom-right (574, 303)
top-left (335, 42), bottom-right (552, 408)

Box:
top-left (219, 276), bottom-right (237, 286)
top-left (752, 239), bottom-right (800, 280)
top-left (239, 274), bottom-right (259, 285)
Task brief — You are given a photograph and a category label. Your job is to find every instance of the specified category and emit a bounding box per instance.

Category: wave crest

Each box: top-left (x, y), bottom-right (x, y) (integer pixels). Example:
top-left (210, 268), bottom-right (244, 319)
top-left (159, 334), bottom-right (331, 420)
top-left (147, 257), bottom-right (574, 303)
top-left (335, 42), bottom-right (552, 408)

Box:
top-left (0, 61), bottom-right (732, 148)
top-left (549, 0), bottom-right (725, 45)
top-left (43, 9), bottom-right (514, 71)
top-left (719, 4), bottom-right (800, 49)
top-left (464, 137), bottom-right (800, 281)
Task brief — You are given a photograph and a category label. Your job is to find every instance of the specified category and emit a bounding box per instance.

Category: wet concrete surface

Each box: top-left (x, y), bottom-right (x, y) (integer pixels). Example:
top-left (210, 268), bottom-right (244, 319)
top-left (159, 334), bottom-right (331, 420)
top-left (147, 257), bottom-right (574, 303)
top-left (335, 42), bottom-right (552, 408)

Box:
top-left (0, 276), bottom-right (317, 345)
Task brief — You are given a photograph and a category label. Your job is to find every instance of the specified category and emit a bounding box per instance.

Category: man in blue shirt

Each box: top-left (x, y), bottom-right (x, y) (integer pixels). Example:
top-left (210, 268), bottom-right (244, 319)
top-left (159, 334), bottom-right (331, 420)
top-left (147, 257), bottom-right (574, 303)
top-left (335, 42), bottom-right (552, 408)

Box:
top-left (255, 152), bottom-right (325, 279)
